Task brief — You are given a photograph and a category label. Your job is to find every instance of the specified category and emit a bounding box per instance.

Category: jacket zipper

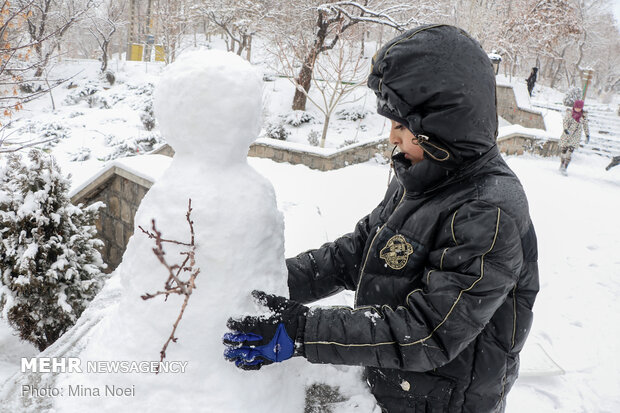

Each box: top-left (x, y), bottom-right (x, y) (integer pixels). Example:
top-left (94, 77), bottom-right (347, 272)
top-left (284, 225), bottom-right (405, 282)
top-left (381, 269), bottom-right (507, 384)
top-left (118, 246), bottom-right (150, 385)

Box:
top-left (354, 181), bottom-right (407, 306)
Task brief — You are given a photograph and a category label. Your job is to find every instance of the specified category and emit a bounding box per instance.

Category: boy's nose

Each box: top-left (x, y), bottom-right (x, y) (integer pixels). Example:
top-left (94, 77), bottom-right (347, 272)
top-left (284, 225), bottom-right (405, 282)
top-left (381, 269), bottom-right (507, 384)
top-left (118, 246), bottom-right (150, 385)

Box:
top-left (389, 130), bottom-right (400, 145)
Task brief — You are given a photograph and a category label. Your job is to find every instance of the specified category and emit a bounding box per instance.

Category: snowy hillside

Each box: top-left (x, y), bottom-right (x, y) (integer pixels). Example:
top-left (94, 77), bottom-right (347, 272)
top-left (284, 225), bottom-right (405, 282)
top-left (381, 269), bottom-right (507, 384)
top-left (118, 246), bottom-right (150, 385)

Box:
top-left (1, 54), bottom-right (619, 413)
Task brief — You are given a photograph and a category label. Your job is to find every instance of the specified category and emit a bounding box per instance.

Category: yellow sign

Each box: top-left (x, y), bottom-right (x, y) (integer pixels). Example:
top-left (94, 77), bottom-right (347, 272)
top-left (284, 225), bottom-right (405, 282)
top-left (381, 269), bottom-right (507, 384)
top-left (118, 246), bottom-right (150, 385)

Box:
top-left (129, 44), bottom-right (144, 61)
top-left (379, 234), bottom-right (414, 270)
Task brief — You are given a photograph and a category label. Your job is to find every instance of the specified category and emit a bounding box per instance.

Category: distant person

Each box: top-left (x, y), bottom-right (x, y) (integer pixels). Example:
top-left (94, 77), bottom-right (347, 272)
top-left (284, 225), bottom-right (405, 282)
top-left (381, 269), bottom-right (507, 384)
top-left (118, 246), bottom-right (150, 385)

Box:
top-left (224, 24), bottom-right (539, 413)
top-left (559, 99), bottom-right (590, 175)
top-left (526, 67), bottom-right (538, 96)
top-left (606, 155), bottom-right (620, 171)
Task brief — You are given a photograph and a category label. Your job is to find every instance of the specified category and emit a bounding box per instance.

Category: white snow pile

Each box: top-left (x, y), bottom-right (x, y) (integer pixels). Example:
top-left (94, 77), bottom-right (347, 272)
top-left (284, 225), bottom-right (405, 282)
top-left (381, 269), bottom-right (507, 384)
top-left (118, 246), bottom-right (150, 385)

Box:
top-left (0, 50), bottom-right (376, 413)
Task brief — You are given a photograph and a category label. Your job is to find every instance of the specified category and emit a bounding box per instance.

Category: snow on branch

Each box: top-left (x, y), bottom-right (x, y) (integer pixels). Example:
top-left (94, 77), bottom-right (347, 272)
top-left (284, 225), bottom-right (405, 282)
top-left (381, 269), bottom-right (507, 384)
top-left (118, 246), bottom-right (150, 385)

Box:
top-left (317, 1), bottom-right (416, 31)
top-left (138, 199), bottom-right (200, 373)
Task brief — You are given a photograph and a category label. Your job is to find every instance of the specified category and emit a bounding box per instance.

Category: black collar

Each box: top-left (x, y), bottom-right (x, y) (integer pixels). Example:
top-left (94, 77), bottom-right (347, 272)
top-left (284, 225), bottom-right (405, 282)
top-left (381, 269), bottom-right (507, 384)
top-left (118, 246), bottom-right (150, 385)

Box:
top-left (392, 145), bottom-right (499, 197)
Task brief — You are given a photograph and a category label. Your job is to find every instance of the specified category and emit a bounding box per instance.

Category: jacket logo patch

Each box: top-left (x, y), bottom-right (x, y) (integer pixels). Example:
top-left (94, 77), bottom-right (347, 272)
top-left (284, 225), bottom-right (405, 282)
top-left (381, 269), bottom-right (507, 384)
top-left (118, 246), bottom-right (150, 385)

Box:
top-left (379, 234), bottom-right (414, 270)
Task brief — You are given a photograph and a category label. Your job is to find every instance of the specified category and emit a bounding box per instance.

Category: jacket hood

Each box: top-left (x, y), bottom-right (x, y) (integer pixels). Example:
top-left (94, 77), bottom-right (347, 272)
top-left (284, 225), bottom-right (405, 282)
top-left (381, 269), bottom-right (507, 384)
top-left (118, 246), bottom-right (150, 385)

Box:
top-left (368, 24), bottom-right (498, 170)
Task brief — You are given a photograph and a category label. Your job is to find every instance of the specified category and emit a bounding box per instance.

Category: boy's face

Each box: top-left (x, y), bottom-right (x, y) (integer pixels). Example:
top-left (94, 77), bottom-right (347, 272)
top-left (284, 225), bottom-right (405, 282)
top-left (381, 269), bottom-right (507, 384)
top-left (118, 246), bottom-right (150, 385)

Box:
top-left (389, 120), bottom-right (425, 164)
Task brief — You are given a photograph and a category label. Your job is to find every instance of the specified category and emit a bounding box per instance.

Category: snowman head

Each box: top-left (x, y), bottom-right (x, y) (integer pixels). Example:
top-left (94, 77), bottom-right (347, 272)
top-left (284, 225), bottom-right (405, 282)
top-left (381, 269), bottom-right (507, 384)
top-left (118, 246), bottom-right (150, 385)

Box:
top-left (154, 49), bottom-right (263, 162)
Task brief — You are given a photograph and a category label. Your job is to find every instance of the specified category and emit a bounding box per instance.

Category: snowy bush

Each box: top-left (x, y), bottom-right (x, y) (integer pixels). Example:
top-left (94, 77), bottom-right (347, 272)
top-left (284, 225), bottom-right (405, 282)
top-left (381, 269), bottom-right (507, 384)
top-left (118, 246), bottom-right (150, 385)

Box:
top-left (103, 133), bottom-right (164, 160)
top-left (68, 147), bottom-right (91, 162)
top-left (307, 130), bottom-right (320, 146)
top-left (26, 122), bottom-right (72, 147)
top-left (563, 86), bottom-right (582, 107)
top-left (18, 81), bottom-right (43, 95)
top-left (338, 138), bottom-right (359, 148)
top-left (140, 100), bottom-right (156, 131)
top-left (0, 150), bottom-right (105, 351)
top-left (68, 111), bottom-right (84, 118)
top-left (265, 120), bottom-right (290, 141)
top-left (63, 82), bottom-right (101, 106)
top-left (123, 83), bottom-right (156, 130)
top-left (336, 106), bottom-right (370, 121)
top-left (104, 70), bottom-right (116, 86)
top-left (304, 383), bottom-right (346, 413)
top-left (86, 94), bottom-right (111, 109)
top-left (284, 110), bottom-right (315, 126)
top-left (126, 82), bottom-right (155, 96)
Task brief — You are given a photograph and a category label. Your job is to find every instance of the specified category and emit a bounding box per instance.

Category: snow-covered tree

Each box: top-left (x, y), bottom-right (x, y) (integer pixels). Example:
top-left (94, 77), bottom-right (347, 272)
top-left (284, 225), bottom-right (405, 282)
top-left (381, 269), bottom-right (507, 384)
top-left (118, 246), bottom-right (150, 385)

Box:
top-left (86, 0), bottom-right (127, 73)
top-left (199, 0), bottom-right (275, 60)
top-left (270, 0), bottom-right (417, 111)
top-left (16, 0), bottom-right (95, 76)
top-left (0, 0), bottom-right (43, 124)
top-left (0, 149), bottom-right (105, 351)
top-left (277, 33), bottom-right (368, 147)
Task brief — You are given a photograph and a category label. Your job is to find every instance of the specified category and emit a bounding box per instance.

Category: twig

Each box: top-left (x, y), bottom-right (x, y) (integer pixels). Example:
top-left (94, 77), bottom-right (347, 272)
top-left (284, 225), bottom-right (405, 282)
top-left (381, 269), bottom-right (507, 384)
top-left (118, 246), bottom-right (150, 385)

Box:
top-left (141, 199), bottom-right (199, 373)
top-left (139, 224), bottom-right (192, 246)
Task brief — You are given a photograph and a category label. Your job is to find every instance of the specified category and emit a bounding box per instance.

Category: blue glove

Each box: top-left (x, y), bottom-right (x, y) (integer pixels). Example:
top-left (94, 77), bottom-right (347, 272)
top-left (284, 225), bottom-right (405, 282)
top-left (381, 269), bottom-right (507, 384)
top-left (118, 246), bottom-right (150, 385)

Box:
top-left (564, 129), bottom-right (569, 135)
top-left (223, 290), bottom-right (308, 370)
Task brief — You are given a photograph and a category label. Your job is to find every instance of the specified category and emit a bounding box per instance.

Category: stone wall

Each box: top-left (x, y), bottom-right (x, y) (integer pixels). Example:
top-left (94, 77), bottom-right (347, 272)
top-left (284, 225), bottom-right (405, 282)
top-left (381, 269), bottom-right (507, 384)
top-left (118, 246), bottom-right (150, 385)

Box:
top-left (496, 85), bottom-right (546, 130)
top-left (155, 140), bottom-right (392, 171)
top-left (249, 139), bottom-right (392, 171)
top-left (498, 134), bottom-right (560, 157)
top-left (71, 169), bottom-right (151, 272)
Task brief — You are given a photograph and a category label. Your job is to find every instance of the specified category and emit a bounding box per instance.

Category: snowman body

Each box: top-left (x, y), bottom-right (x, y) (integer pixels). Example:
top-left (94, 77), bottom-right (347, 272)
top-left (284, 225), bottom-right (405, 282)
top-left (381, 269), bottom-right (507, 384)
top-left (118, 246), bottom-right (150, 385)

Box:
top-left (51, 50), bottom-right (306, 412)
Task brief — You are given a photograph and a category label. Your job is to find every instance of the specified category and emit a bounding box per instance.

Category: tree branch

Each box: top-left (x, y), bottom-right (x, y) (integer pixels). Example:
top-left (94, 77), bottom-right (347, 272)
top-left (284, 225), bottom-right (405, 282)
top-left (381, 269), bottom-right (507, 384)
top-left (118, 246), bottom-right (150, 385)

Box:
top-left (140, 199), bottom-right (200, 373)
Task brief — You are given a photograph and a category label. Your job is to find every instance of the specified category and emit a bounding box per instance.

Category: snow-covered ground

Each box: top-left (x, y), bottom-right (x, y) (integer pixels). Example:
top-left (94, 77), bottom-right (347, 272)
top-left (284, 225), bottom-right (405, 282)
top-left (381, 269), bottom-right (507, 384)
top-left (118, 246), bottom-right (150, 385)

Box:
top-left (1, 51), bottom-right (619, 412)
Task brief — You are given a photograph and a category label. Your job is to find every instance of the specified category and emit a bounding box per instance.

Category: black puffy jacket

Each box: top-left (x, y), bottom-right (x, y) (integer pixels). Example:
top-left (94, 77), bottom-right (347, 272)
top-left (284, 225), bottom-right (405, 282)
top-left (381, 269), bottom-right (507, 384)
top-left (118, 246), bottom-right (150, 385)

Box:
top-left (286, 25), bottom-right (539, 413)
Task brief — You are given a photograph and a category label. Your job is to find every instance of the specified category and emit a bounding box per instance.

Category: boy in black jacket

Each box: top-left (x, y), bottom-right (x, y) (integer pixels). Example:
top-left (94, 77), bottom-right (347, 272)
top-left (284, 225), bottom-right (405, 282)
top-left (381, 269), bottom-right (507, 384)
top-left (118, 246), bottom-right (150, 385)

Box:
top-left (224, 24), bottom-right (539, 413)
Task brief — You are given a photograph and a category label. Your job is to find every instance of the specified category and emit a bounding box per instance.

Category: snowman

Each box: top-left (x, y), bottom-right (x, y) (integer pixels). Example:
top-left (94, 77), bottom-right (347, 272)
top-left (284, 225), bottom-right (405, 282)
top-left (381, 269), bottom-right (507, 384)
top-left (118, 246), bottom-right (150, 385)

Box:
top-left (0, 50), bottom-right (303, 412)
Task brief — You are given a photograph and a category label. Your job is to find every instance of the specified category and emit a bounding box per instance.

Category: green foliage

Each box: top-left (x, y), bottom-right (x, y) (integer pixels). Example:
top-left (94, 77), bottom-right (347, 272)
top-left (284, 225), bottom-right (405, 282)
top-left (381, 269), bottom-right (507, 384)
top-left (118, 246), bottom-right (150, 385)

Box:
top-left (0, 150), bottom-right (105, 351)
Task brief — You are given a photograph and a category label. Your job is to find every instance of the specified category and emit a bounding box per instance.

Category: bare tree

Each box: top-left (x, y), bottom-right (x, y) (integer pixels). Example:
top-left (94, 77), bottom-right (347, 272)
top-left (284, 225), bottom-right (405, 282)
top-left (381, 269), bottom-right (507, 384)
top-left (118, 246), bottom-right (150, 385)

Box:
top-left (493, 0), bottom-right (582, 82)
top-left (86, 0), bottom-right (127, 72)
top-left (0, 0), bottom-right (64, 127)
top-left (199, 0), bottom-right (274, 60)
top-left (567, 0), bottom-right (619, 94)
top-left (282, 1), bottom-right (418, 111)
top-left (151, 0), bottom-right (195, 63)
top-left (277, 33), bottom-right (367, 147)
top-left (17, 0), bottom-right (95, 76)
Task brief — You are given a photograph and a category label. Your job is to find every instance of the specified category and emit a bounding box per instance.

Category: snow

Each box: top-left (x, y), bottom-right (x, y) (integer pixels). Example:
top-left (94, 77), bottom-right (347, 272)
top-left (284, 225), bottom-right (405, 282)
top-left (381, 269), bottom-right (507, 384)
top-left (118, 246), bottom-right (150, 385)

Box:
top-left (0, 46), bottom-right (619, 412)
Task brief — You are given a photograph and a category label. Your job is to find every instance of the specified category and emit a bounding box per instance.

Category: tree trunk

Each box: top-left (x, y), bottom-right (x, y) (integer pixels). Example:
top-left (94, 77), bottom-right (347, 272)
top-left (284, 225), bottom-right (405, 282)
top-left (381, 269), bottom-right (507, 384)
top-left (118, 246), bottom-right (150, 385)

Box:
top-left (292, 12), bottom-right (328, 111)
top-left (101, 40), bottom-right (109, 72)
top-left (237, 34), bottom-right (246, 56)
top-left (246, 35), bottom-right (252, 62)
top-left (360, 31), bottom-right (365, 57)
top-left (320, 113), bottom-right (331, 148)
top-left (550, 60), bottom-right (563, 89)
top-left (292, 55), bottom-right (316, 111)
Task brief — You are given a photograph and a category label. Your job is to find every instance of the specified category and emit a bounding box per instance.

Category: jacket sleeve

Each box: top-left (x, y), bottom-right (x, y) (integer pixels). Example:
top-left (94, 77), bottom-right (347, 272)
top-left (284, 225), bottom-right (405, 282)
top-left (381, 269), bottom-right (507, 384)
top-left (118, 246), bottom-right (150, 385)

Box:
top-left (286, 204), bottom-right (384, 304)
top-left (302, 201), bottom-right (523, 371)
top-left (562, 110), bottom-right (572, 134)
top-left (582, 114), bottom-right (590, 137)
top-left (286, 182), bottom-right (395, 304)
